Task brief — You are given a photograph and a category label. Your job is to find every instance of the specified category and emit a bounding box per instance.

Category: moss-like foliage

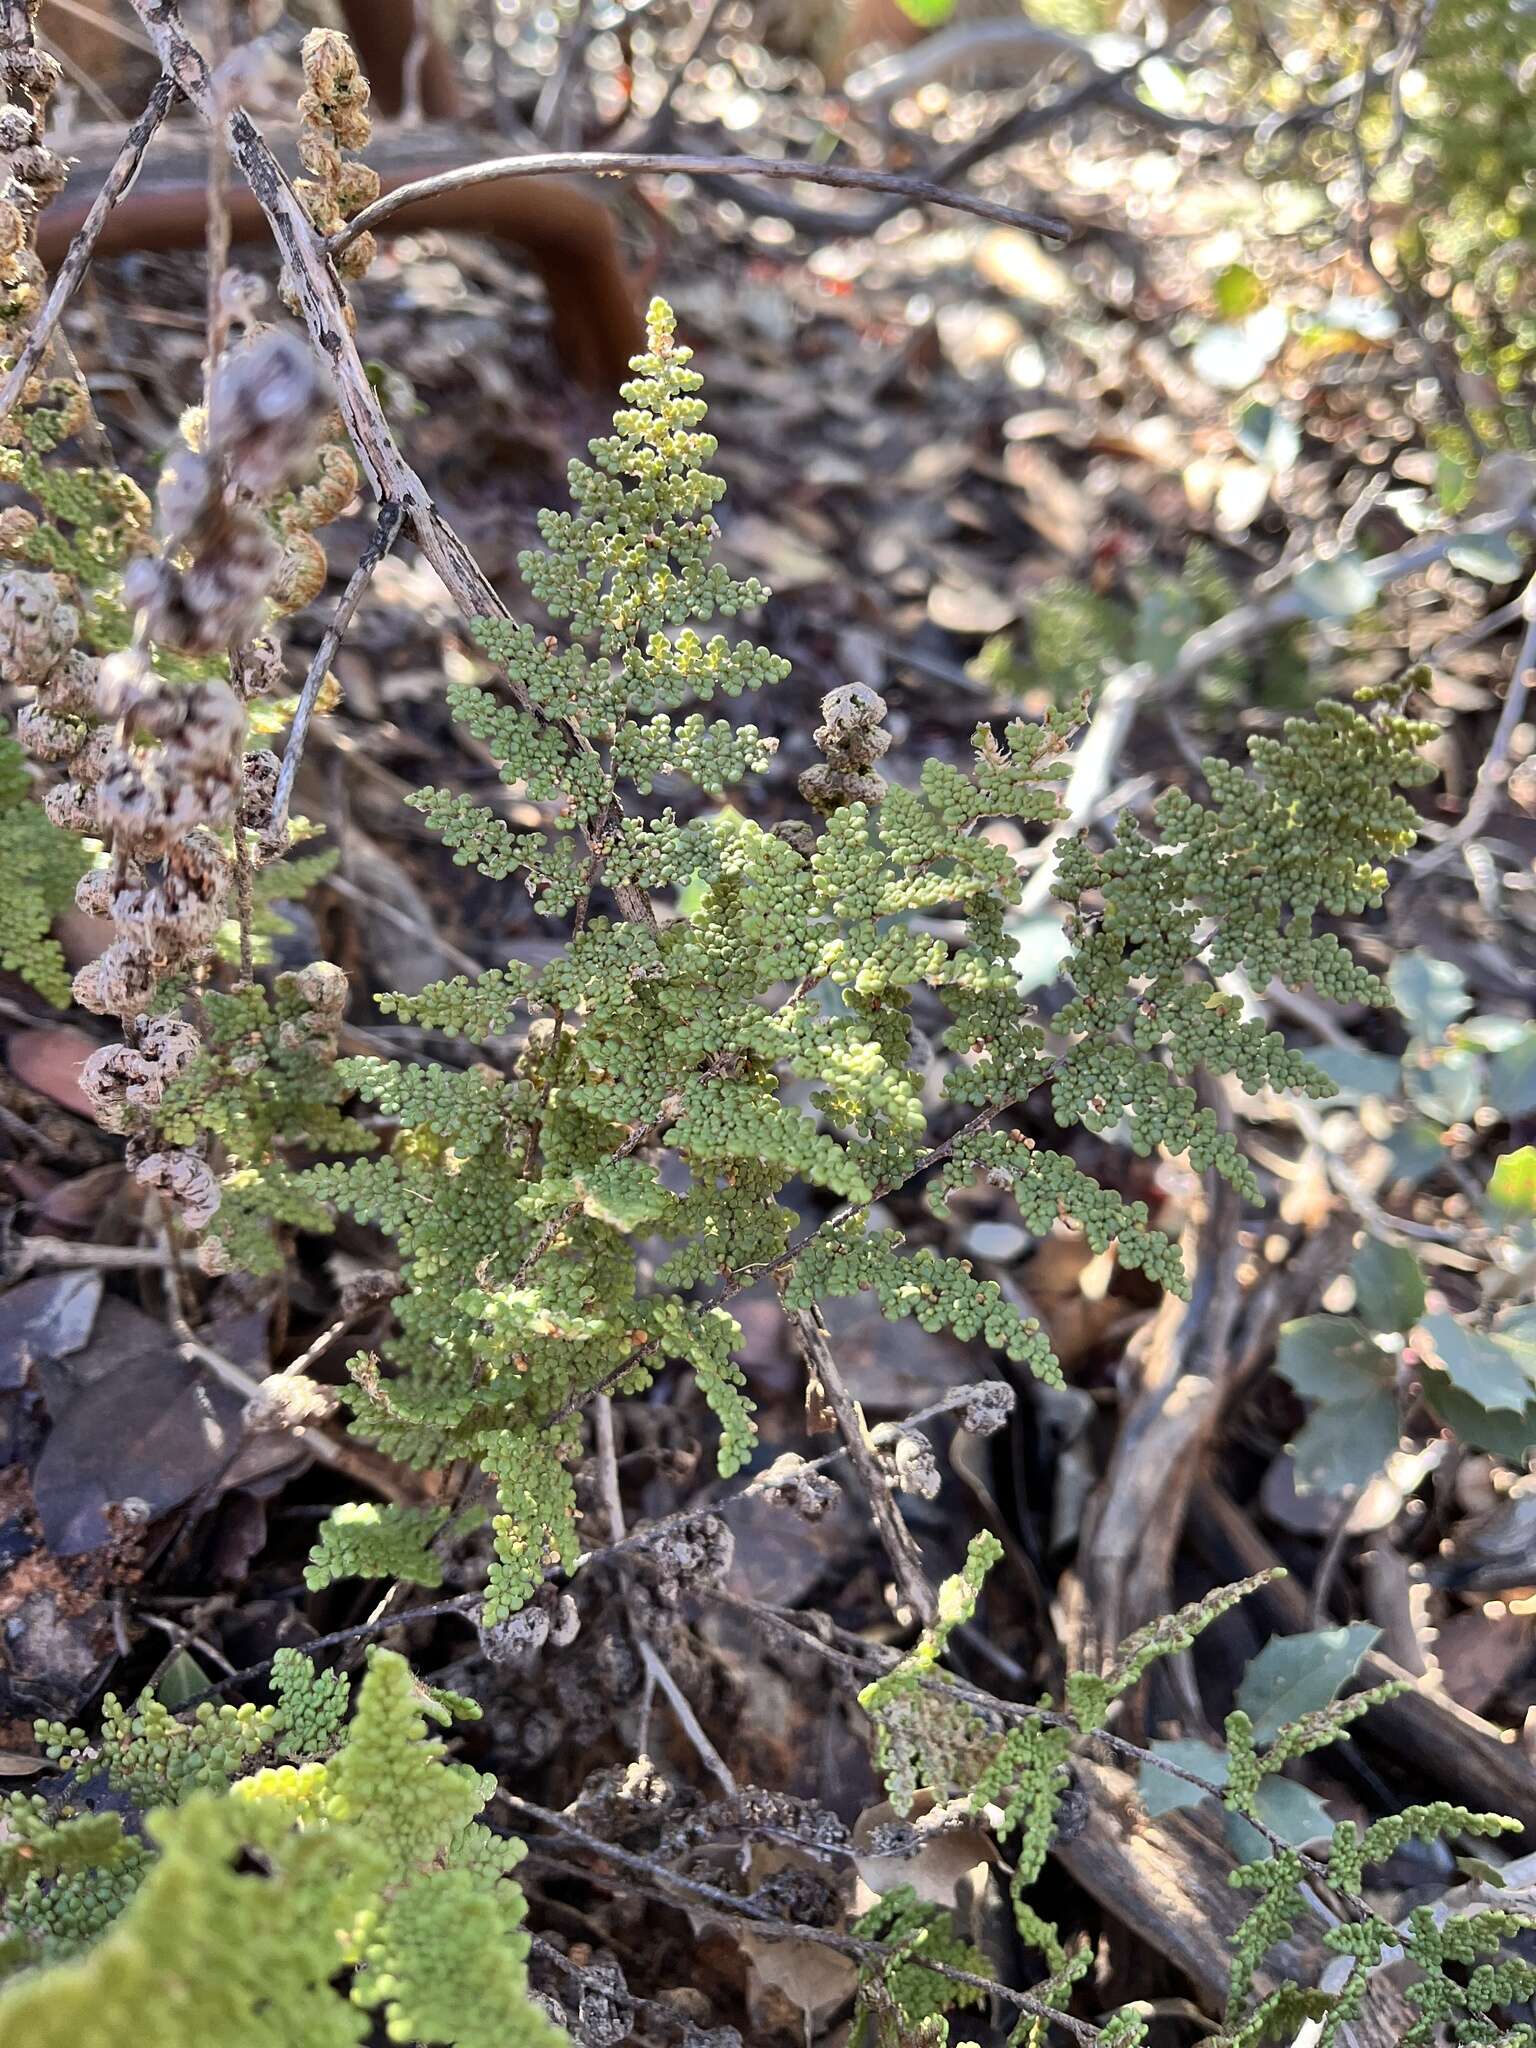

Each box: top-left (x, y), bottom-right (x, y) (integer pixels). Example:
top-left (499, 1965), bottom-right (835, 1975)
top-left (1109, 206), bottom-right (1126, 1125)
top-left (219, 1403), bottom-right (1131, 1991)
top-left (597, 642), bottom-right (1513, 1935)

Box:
top-left (0, 1648), bottom-right (559, 2048)
top-left (154, 967), bottom-right (371, 1275)
top-left (0, 719), bottom-right (87, 1003)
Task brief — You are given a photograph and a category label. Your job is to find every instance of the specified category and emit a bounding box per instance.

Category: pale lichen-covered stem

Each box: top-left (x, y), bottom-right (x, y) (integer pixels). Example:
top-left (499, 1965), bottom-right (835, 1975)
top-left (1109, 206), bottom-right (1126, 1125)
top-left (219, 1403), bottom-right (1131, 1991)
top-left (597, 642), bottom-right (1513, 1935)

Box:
top-left (0, 73), bottom-right (175, 426)
top-left (327, 151), bottom-right (1072, 258)
top-left (126, 0), bottom-right (659, 933)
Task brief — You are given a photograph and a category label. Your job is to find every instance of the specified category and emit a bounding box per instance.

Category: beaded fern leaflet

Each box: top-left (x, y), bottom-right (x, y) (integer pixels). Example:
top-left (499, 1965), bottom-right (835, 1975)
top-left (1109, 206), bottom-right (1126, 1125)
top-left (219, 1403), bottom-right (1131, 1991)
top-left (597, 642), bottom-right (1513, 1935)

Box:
top-left (281, 299), bottom-right (1437, 1622)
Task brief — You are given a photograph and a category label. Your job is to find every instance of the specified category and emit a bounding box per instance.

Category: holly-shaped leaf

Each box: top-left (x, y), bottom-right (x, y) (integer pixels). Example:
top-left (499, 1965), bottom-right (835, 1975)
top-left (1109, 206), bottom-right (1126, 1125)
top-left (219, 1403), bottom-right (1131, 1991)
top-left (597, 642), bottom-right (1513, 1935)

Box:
top-left (1140, 1736), bottom-right (1228, 1818)
top-left (1236, 1624), bottom-right (1380, 1749)
top-left (1350, 1238), bottom-right (1425, 1336)
top-left (1421, 1371), bottom-right (1536, 1465)
top-left (1141, 1738), bottom-right (1335, 1855)
top-left (1275, 1317), bottom-right (1400, 1495)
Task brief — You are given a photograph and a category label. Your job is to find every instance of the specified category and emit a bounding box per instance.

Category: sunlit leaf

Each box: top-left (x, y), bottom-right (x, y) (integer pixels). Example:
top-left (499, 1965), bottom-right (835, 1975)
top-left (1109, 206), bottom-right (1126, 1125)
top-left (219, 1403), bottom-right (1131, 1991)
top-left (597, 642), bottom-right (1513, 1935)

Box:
top-left (1489, 1146), bottom-right (1536, 1216)
top-left (1214, 264), bottom-right (1266, 320)
top-left (1416, 1312), bottom-right (1536, 1415)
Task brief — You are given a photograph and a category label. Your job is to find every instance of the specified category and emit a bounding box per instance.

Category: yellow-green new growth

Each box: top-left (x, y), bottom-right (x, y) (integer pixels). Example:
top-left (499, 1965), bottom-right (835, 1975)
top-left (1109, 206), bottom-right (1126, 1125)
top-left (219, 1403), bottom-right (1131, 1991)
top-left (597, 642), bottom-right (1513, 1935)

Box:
top-left (0, 1649), bottom-right (560, 2048)
top-left (0, 719), bottom-right (87, 1003)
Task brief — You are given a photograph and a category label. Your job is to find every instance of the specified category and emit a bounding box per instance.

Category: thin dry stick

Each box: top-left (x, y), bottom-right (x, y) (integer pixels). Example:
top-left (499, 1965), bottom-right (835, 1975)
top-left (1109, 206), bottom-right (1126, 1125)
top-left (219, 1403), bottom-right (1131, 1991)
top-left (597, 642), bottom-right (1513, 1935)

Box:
top-left (42, 0), bottom-right (155, 53)
top-left (149, 1197), bottom-right (411, 1496)
top-left (230, 809), bottom-right (255, 983)
top-left (1410, 593), bottom-right (1536, 876)
top-left (323, 872), bottom-right (487, 979)
top-left (578, 1384), bottom-right (1001, 1586)
top-left (778, 1284), bottom-right (938, 1627)
top-left (177, 1595), bottom-right (481, 1707)
top-left (500, 1791), bottom-right (1106, 2045)
top-left (635, 1640), bottom-right (737, 1796)
top-left (38, 23), bottom-right (124, 124)
top-left (593, 1388), bottom-right (736, 1793)
top-left (202, 2), bottom-right (233, 395)
top-left (203, 2), bottom-right (262, 983)
top-left (9, 1235), bottom-right (201, 1274)
top-left (399, 0), bottom-right (429, 127)
top-left (533, 0), bottom-right (597, 147)
top-left (593, 1392), bottom-right (626, 1543)
top-left (622, 0), bottom-right (731, 152)
top-left (0, 71), bottom-right (175, 426)
top-left (328, 150), bottom-right (1072, 257)
top-left (271, 496), bottom-right (405, 834)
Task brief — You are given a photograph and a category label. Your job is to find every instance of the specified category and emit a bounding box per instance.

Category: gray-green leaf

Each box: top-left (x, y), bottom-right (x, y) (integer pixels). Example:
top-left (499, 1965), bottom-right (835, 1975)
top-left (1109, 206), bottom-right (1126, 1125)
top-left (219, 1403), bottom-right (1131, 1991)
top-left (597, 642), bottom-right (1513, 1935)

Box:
top-left (1402, 1044), bottom-right (1483, 1127)
top-left (1417, 1312), bottom-right (1536, 1416)
top-left (1388, 952), bottom-right (1472, 1043)
top-left (1275, 1316), bottom-right (1400, 1495)
top-left (1140, 1736), bottom-right (1228, 1818)
top-left (1308, 1047), bottom-right (1402, 1102)
top-left (1292, 553), bottom-right (1376, 623)
top-left (1489, 1029), bottom-right (1536, 1120)
top-left (1236, 1624), bottom-right (1380, 1748)
top-left (1350, 1238), bottom-right (1425, 1336)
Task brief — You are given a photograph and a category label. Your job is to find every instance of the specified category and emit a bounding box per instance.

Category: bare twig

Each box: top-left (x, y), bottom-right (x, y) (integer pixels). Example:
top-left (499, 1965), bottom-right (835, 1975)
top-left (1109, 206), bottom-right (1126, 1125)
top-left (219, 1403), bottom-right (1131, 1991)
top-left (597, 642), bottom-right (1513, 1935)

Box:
top-left (328, 150), bottom-right (1071, 257)
top-left (501, 1791), bottom-right (1106, 2044)
top-left (635, 1639), bottom-right (737, 1796)
top-left (533, 0), bottom-right (597, 148)
top-left (399, 0), bottom-right (429, 127)
top-left (0, 71), bottom-right (175, 427)
top-left (41, 0), bottom-right (154, 54)
top-left (177, 1596), bottom-right (481, 1707)
top-left (271, 497), bottom-right (405, 836)
top-left (594, 1363), bottom-right (736, 1793)
top-left (1409, 592), bottom-right (1536, 876)
top-left (844, 16), bottom-right (1092, 104)
top-left (777, 1284), bottom-right (938, 1626)
top-left (593, 1392), bottom-right (626, 1544)
top-left (8, 1235), bottom-right (200, 1274)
